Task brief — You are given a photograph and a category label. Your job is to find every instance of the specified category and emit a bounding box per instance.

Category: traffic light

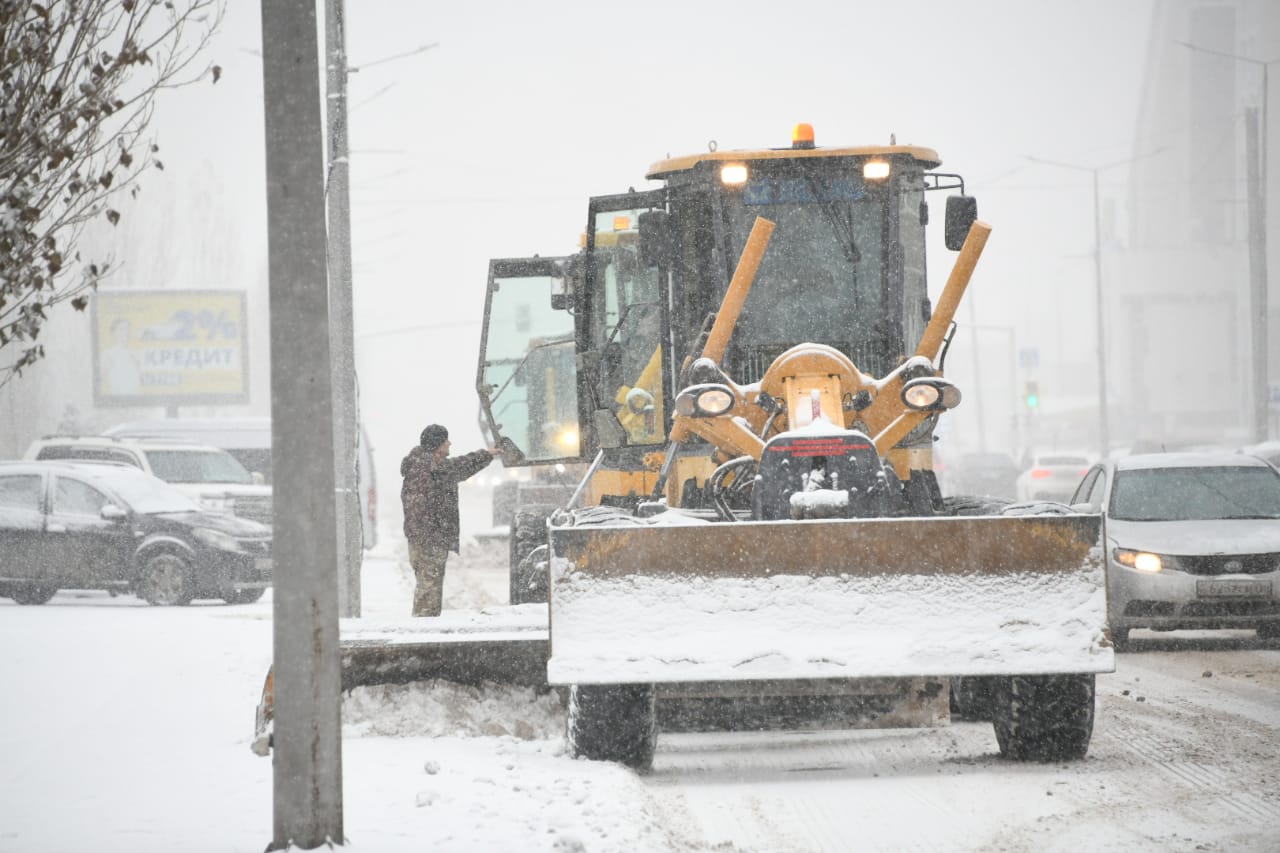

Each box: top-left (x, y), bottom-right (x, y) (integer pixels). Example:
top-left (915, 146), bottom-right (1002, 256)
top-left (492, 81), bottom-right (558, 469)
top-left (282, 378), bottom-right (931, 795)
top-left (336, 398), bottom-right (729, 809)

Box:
top-left (1024, 380), bottom-right (1040, 409)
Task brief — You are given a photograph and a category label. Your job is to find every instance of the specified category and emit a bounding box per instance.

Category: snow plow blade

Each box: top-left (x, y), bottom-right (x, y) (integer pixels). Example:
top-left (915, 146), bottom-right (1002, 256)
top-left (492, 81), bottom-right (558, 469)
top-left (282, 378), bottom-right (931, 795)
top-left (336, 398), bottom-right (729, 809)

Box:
top-left (339, 608), bottom-right (550, 690)
top-left (547, 514), bottom-right (1112, 686)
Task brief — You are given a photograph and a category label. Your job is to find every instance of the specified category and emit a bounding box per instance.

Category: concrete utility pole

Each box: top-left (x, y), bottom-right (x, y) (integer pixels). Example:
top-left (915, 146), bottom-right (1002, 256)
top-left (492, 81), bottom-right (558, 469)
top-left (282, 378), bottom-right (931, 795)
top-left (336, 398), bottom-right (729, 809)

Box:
top-left (1178, 42), bottom-right (1279, 442)
top-left (326, 0), bottom-right (362, 617)
top-left (261, 2), bottom-right (344, 848)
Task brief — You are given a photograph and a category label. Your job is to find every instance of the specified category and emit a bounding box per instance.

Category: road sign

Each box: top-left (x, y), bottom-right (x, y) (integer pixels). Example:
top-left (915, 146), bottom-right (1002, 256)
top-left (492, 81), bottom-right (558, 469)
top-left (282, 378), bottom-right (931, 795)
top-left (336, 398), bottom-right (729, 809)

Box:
top-left (1018, 347), bottom-right (1040, 369)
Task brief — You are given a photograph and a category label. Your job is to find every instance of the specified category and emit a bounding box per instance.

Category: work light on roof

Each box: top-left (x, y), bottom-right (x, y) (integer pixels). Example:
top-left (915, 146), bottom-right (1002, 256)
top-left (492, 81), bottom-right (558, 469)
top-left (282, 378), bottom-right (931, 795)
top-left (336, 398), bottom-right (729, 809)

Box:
top-left (863, 160), bottom-right (891, 180)
top-left (720, 163), bottom-right (748, 185)
top-left (791, 123), bottom-right (815, 149)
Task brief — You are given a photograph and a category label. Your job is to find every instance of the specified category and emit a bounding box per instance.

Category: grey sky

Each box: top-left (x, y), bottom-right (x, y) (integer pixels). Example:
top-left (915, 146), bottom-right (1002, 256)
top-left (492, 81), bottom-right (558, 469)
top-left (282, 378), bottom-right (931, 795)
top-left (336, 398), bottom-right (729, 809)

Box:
top-left (125, 0), bottom-right (1155, 473)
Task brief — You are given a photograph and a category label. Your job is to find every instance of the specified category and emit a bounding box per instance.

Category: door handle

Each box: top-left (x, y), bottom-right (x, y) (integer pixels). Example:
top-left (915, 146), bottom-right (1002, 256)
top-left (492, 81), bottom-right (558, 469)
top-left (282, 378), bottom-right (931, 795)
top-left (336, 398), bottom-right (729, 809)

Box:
top-left (47, 524), bottom-right (66, 533)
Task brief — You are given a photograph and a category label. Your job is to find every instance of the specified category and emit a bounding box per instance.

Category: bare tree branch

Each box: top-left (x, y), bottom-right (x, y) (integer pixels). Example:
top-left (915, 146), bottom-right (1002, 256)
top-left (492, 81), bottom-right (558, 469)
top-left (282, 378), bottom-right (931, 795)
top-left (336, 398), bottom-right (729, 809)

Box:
top-left (0, 0), bottom-right (225, 388)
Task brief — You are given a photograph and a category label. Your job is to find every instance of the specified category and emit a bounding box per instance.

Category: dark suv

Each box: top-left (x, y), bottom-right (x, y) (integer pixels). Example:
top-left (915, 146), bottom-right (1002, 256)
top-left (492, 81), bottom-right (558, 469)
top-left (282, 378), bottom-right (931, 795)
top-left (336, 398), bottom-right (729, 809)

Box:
top-left (0, 461), bottom-right (272, 606)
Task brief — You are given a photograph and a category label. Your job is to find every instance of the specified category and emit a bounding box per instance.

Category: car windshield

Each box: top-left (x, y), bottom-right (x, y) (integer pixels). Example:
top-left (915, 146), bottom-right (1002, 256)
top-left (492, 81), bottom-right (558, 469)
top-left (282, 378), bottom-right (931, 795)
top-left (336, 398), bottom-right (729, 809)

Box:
top-left (94, 470), bottom-right (199, 514)
top-left (1109, 466), bottom-right (1280, 521)
top-left (142, 449), bottom-right (253, 484)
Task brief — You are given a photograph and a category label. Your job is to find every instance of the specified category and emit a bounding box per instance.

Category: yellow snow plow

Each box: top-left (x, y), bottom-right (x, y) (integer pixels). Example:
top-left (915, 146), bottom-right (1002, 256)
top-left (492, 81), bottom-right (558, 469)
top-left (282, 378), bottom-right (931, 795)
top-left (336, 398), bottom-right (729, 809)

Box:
top-left (257, 126), bottom-right (1112, 768)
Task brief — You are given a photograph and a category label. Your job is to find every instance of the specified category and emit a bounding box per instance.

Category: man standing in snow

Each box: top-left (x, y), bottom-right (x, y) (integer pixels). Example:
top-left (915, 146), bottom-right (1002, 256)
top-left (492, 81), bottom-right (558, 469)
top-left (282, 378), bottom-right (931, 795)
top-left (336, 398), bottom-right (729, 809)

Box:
top-left (400, 424), bottom-right (501, 616)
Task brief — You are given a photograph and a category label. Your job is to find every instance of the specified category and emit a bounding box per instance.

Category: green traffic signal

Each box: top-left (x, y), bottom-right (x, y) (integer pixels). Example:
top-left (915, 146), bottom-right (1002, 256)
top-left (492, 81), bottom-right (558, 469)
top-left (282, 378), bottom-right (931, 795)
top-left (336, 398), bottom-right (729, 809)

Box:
top-left (1024, 380), bottom-right (1040, 409)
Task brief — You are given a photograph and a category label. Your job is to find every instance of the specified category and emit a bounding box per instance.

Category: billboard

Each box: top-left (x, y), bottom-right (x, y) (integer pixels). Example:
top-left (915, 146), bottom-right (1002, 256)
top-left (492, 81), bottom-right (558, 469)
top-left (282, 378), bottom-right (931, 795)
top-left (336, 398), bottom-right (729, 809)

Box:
top-left (92, 290), bottom-right (250, 407)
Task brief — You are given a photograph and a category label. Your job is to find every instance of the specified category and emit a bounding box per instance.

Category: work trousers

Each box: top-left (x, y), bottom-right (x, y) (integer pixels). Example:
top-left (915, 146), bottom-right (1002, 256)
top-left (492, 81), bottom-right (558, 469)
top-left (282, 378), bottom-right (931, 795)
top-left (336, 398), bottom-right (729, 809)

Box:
top-left (408, 541), bottom-right (449, 617)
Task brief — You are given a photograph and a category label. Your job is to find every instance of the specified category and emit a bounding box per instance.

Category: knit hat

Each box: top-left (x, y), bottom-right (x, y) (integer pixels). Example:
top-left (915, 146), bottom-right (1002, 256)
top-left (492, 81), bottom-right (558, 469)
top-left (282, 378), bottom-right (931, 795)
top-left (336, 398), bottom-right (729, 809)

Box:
top-left (420, 424), bottom-right (449, 450)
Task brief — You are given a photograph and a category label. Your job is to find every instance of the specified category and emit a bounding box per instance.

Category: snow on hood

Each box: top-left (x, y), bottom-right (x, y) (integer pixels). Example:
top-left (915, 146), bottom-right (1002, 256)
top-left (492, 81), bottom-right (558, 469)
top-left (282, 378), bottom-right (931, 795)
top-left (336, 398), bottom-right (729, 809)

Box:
top-left (1106, 517), bottom-right (1280, 556)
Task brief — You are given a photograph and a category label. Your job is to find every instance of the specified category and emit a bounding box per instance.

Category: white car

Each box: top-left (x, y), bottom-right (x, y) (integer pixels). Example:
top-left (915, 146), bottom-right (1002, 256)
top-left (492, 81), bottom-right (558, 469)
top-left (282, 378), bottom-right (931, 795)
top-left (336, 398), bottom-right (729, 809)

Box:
top-left (1015, 452), bottom-right (1091, 503)
top-left (1070, 451), bottom-right (1280, 647)
top-left (24, 435), bottom-right (273, 529)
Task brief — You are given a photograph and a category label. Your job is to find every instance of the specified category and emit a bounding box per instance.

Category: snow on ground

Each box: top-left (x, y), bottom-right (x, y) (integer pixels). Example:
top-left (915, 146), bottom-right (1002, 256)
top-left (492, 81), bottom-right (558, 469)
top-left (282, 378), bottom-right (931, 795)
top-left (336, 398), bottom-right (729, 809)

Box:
top-left (2, 500), bottom-right (1279, 851)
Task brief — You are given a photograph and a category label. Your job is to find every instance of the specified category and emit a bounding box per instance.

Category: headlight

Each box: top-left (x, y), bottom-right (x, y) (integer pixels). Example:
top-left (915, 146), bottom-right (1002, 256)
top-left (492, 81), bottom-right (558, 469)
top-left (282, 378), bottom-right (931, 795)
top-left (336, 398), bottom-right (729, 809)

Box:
top-left (193, 527), bottom-right (242, 552)
top-left (901, 377), bottom-right (960, 411)
top-left (199, 494), bottom-right (231, 513)
top-left (675, 383), bottom-right (736, 418)
top-left (555, 426), bottom-right (579, 451)
top-left (1113, 548), bottom-right (1164, 573)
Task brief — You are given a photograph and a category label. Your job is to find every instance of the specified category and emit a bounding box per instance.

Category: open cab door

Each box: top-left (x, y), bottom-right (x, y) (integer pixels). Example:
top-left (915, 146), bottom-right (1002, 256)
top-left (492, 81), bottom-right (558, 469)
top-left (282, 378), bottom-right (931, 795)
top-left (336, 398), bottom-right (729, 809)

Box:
top-left (477, 256), bottom-right (583, 467)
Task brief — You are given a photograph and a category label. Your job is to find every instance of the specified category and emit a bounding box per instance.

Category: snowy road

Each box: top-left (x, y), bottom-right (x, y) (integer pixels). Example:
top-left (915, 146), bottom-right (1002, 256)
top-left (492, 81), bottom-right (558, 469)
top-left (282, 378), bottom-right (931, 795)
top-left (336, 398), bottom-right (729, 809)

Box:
top-left (643, 635), bottom-right (1280, 852)
top-left (1, 542), bottom-right (1278, 851)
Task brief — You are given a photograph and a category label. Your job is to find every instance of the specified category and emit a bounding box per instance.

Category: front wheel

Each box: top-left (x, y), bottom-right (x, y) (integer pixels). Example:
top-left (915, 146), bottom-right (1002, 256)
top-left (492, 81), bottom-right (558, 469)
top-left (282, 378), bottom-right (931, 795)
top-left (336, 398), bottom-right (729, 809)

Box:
top-left (991, 674), bottom-right (1095, 762)
top-left (567, 684), bottom-right (657, 770)
top-left (509, 505), bottom-right (553, 605)
top-left (11, 585), bottom-right (58, 605)
top-left (137, 553), bottom-right (194, 606)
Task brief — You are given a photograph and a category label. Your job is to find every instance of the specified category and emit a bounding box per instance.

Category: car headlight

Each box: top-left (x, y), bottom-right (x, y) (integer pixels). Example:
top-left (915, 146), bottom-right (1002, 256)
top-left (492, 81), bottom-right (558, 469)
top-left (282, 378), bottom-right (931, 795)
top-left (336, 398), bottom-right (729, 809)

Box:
top-left (194, 527), bottom-right (242, 552)
top-left (1113, 548), bottom-right (1167, 573)
top-left (199, 494), bottom-right (232, 513)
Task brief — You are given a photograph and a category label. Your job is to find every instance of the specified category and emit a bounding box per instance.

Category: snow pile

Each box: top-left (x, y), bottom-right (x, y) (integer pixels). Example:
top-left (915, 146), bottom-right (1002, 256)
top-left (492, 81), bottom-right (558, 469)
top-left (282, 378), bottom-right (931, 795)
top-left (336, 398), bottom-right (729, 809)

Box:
top-left (343, 680), bottom-right (563, 740)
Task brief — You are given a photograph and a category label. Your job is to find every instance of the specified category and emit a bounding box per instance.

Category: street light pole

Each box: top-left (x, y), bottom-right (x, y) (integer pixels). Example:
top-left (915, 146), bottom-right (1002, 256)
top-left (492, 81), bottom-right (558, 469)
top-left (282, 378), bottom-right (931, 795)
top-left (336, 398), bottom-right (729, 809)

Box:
top-left (1091, 168), bottom-right (1110, 459)
top-left (1024, 154), bottom-right (1147, 459)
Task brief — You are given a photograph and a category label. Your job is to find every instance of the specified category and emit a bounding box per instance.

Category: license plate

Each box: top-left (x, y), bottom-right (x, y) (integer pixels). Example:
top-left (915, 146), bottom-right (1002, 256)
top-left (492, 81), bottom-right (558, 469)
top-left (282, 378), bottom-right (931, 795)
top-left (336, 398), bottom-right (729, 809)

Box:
top-left (254, 558), bottom-right (273, 572)
top-left (1197, 579), bottom-right (1271, 598)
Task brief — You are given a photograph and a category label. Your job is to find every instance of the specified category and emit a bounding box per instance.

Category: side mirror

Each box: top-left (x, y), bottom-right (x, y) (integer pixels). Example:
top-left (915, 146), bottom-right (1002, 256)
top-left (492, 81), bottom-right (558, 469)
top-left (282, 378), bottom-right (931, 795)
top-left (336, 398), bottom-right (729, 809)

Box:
top-left (101, 504), bottom-right (127, 521)
top-left (944, 195), bottom-right (978, 251)
top-left (638, 210), bottom-right (671, 267)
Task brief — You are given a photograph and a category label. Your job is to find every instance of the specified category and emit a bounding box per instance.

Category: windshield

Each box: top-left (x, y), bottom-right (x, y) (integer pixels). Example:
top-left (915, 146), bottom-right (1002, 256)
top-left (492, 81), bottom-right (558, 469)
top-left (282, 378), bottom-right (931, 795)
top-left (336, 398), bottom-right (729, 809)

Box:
top-left (143, 449), bottom-right (253, 485)
top-left (1109, 466), bottom-right (1280, 521)
top-left (94, 469), bottom-right (199, 514)
top-left (720, 168), bottom-right (893, 378)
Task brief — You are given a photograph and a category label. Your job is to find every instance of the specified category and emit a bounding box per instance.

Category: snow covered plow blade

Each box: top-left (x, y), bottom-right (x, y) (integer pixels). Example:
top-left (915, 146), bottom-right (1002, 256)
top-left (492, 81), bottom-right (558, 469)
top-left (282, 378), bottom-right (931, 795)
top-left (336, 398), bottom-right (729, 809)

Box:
top-left (548, 513), bottom-right (1113, 767)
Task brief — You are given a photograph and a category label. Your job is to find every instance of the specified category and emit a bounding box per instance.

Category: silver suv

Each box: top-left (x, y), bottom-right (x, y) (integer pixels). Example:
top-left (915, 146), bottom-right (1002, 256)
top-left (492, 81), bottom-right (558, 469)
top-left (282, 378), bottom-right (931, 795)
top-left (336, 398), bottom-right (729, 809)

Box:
top-left (24, 436), bottom-right (273, 528)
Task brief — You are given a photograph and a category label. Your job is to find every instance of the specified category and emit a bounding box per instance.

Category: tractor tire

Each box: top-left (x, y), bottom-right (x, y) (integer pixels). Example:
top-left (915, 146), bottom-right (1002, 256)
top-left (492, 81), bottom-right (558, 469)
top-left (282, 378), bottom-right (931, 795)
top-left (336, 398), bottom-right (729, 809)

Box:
top-left (11, 585), bottom-right (58, 605)
top-left (991, 674), bottom-right (1095, 762)
top-left (1256, 622), bottom-right (1280, 641)
top-left (1110, 626), bottom-right (1131, 650)
top-left (137, 552), bottom-right (195, 606)
top-left (566, 684), bottom-right (657, 770)
top-left (223, 587), bottom-right (266, 605)
top-left (950, 676), bottom-right (996, 721)
top-left (509, 505), bottom-right (553, 604)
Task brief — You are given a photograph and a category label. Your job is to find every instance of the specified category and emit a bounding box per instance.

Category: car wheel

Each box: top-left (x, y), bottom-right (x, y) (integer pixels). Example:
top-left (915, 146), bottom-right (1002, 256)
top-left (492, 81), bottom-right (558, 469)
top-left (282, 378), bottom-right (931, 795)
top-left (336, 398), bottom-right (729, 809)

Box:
top-left (566, 683), bottom-right (657, 770)
top-left (991, 674), bottom-right (1095, 762)
top-left (138, 553), bottom-right (194, 606)
top-left (11, 585), bottom-right (58, 605)
top-left (509, 505), bottom-right (554, 605)
top-left (223, 588), bottom-right (266, 605)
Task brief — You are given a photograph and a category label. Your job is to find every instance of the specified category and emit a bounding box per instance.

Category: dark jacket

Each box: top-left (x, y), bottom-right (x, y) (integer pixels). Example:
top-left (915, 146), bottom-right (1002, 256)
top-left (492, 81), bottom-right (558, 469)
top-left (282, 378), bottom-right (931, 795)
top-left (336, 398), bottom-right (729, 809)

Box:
top-left (400, 446), bottom-right (494, 552)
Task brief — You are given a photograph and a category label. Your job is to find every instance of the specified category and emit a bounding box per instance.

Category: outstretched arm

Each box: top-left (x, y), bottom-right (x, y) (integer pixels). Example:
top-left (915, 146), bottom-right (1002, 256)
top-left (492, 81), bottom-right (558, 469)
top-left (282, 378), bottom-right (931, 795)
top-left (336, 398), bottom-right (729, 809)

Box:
top-left (438, 447), bottom-right (500, 482)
